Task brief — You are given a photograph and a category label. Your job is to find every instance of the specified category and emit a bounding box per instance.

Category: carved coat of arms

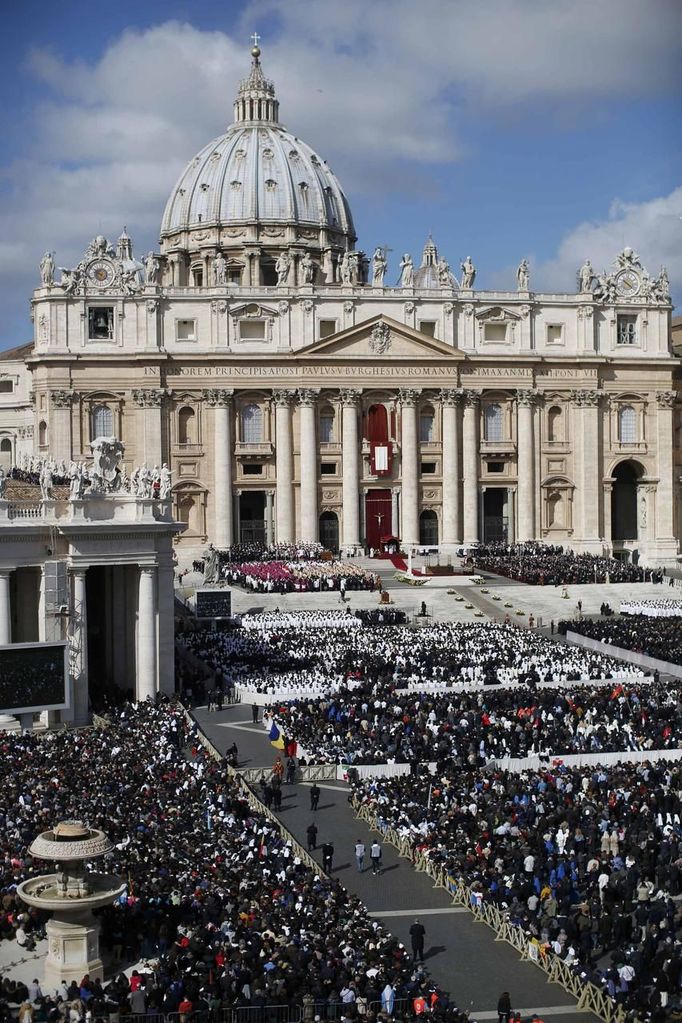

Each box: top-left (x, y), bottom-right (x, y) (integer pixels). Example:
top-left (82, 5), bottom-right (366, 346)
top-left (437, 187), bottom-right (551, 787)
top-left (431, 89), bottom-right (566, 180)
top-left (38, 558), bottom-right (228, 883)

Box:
top-left (369, 322), bottom-right (391, 355)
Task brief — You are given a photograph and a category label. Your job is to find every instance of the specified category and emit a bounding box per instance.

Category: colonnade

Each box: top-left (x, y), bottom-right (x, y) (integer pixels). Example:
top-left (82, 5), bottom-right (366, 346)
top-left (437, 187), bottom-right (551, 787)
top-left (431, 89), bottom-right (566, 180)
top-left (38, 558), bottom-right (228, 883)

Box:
top-left (210, 386), bottom-right (543, 549)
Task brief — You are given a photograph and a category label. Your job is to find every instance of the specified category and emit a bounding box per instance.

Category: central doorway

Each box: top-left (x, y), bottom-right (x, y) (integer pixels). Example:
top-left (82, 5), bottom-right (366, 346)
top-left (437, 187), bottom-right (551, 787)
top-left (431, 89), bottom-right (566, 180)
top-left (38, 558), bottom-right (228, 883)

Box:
top-left (365, 489), bottom-right (392, 550)
top-left (611, 461), bottom-right (639, 541)
top-left (483, 489), bottom-right (508, 543)
top-left (239, 491), bottom-right (267, 544)
top-left (319, 511), bottom-right (339, 552)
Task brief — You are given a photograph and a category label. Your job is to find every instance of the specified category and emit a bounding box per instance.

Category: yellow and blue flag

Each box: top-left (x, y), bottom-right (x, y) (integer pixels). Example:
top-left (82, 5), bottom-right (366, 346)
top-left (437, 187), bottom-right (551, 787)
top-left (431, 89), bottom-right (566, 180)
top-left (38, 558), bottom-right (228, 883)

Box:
top-left (269, 721), bottom-right (285, 750)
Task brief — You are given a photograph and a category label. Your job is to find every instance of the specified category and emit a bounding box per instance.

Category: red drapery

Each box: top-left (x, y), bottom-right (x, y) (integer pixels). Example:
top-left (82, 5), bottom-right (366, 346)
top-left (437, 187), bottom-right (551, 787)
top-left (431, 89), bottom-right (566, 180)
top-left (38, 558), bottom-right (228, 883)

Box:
top-left (365, 489), bottom-right (392, 550)
top-left (366, 404), bottom-right (391, 476)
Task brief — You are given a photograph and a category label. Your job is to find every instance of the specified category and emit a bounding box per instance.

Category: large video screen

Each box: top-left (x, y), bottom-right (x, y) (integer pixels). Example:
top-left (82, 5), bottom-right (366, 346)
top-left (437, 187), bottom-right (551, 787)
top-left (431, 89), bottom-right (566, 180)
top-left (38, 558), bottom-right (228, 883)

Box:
top-left (0, 642), bottom-right (69, 715)
top-left (196, 589), bottom-right (232, 619)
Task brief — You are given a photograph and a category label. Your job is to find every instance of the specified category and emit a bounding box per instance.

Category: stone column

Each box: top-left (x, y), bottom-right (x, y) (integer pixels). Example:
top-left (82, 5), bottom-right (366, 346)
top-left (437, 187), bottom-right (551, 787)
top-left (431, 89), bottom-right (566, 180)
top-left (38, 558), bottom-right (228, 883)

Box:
top-left (298, 388), bottom-right (320, 542)
top-left (205, 388), bottom-right (234, 549)
top-left (399, 388), bottom-right (421, 546)
top-left (440, 389), bottom-right (461, 546)
top-left (273, 390), bottom-right (295, 543)
top-left (50, 390), bottom-right (74, 463)
top-left (265, 490), bottom-right (275, 546)
top-left (391, 487), bottom-right (400, 537)
top-left (131, 388), bottom-right (165, 467)
top-left (572, 390), bottom-right (602, 548)
top-left (157, 559), bottom-right (175, 696)
top-left (341, 389), bottom-right (361, 549)
top-left (70, 568), bottom-right (88, 725)
top-left (137, 566), bottom-right (157, 703)
top-left (462, 391), bottom-right (480, 543)
top-left (516, 390), bottom-right (538, 542)
top-left (655, 391), bottom-right (677, 544)
top-left (0, 570), bottom-right (11, 645)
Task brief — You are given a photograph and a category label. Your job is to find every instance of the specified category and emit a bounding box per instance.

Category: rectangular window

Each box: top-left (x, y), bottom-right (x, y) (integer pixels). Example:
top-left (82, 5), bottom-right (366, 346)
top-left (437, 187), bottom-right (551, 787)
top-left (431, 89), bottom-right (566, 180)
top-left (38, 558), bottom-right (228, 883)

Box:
top-left (487, 461), bottom-right (505, 473)
top-left (320, 462), bottom-right (337, 475)
top-left (319, 319), bottom-right (337, 339)
top-left (242, 464), bottom-right (263, 476)
top-left (192, 268), bottom-right (203, 287)
top-left (239, 319), bottom-right (266, 341)
top-left (419, 320), bottom-right (437, 337)
top-left (88, 307), bottom-right (114, 341)
top-left (176, 319), bottom-right (196, 341)
top-left (421, 461), bottom-right (437, 475)
top-left (546, 324), bottom-right (564, 344)
top-left (484, 323), bottom-right (507, 342)
top-left (0, 381), bottom-right (13, 393)
top-left (617, 315), bottom-right (637, 345)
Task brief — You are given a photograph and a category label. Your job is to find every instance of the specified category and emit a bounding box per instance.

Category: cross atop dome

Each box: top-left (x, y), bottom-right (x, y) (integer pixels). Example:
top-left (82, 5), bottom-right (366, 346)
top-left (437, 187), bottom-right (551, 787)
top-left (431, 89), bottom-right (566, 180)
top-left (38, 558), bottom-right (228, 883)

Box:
top-left (234, 36), bottom-right (279, 125)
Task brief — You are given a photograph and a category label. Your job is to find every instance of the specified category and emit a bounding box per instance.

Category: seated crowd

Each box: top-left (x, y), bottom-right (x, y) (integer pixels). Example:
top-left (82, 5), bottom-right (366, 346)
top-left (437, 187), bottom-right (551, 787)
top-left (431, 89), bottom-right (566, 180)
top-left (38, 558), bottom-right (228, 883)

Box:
top-left (0, 701), bottom-right (451, 1021)
top-left (560, 615), bottom-right (682, 668)
top-left (351, 760), bottom-right (681, 1018)
top-left (240, 610), bottom-right (364, 631)
top-left (473, 541), bottom-right (658, 586)
top-left (180, 620), bottom-right (645, 699)
top-left (220, 542), bottom-right (325, 563)
top-left (266, 679), bottom-right (681, 765)
top-left (620, 599), bottom-right (682, 618)
top-left (222, 561), bottom-right (380, 594)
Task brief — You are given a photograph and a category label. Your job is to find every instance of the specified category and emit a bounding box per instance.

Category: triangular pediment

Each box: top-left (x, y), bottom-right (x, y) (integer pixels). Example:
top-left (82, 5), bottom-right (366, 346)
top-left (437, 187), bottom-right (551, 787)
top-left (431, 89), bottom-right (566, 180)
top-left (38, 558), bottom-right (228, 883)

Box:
top-left (298, 315), bottom-right (464, 360)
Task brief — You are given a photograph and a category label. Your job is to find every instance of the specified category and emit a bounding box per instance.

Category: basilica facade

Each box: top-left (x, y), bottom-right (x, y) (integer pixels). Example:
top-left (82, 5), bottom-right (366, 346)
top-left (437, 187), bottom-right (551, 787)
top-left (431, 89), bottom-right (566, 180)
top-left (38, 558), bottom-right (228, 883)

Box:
top-left (17, 44), bottom-right (680, 565)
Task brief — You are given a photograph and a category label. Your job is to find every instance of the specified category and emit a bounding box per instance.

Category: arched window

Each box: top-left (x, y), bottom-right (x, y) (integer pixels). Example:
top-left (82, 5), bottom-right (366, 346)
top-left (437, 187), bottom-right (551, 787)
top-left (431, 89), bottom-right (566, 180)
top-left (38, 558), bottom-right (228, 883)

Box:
top-left (241, 403), bottom-right (262, 443)
top-left (38, 421), bottom-right (48, 447)
top-left (547, 405), bottom-right (563, 442)
top-left (91, 404), bottom-right (113, 438)
top-left (618, 405), bottom-right (637, 444)
top-left (0, 438), bottom-right (11, 468)
top-left (419, 405), bottom-right (435, 443)
top-left (485, 403), bottom-right (503, 442)
top-left (319, 406), bottom-right (335, 444)
top-left (178, 406), bottom-right (196, 445)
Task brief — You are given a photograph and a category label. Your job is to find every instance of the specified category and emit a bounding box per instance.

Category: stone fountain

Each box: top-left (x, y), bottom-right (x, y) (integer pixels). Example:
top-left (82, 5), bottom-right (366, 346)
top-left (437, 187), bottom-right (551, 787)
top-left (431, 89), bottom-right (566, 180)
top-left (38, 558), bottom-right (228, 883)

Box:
top-left (17, 821), bottom-right (126, 989)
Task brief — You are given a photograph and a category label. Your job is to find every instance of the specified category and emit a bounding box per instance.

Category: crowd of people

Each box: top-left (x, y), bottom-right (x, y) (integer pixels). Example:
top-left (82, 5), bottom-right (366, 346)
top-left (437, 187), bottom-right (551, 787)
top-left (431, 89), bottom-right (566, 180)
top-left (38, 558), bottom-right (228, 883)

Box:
top-left (473, 542), bottom-right (660, 585)
top-left (220, 560), bottom-right (380, 595)
top-left (0, 700), bottom-right (453, 1021)
top-left (620, 599), bottom-right (682, 618)
top-left (241, 610), bottom-right (364, 632)
top-left (561, 615), bottom-right (682, 668)
top-left (351, 759), bottom-right (681, 1017)
top-left (265, 679), bottom-right (682, 766)
top-left (179, 620), bottom-right (647, 699)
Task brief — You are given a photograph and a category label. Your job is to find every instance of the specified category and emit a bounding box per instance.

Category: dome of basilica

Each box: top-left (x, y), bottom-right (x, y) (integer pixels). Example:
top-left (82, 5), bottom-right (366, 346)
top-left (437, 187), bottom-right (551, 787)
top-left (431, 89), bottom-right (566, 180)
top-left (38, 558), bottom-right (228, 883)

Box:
top-left (160, 45), bottom-right (356, 259)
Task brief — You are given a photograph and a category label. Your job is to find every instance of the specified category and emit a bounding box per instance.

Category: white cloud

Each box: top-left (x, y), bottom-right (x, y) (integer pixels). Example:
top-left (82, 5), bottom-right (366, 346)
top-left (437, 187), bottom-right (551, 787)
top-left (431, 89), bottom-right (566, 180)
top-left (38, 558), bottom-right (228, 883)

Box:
top-left (533, 186), bottom-right (682, 301)
top-left (0, 3), bottom-right (680, 338)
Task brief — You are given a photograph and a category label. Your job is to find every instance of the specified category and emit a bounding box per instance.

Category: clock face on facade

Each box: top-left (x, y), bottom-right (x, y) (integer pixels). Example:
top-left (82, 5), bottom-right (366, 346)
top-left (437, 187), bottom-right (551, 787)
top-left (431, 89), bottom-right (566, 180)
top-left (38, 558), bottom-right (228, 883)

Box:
top-left (615, 268), bottom-right (640, 298)
top-left (86, 259), bottom-right (116, 288)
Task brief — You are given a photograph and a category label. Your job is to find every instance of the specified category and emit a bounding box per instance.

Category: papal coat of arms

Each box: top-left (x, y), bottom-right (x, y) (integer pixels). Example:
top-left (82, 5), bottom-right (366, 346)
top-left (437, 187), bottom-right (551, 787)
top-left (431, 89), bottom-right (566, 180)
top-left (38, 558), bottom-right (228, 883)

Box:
top-left (369, 322), bottom-right (391, 355)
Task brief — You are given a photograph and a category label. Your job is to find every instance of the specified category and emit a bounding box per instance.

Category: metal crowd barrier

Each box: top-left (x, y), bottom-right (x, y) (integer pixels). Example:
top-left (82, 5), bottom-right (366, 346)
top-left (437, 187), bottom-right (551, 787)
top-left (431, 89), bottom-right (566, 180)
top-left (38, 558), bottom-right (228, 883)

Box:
top-left (350, 795), bottom-right (627, 1023)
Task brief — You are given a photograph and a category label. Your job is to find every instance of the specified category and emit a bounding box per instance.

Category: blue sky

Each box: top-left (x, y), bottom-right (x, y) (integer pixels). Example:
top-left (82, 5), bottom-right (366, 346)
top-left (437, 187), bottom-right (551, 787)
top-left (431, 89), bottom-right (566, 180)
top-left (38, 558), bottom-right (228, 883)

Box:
top-left (0, 0), bottom-right (680, 345)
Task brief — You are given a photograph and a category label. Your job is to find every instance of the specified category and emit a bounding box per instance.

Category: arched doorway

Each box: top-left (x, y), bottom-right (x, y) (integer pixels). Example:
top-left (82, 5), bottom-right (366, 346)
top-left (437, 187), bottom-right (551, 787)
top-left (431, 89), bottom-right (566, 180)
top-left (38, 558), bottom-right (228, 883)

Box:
top-left (319, 511), bottom-right (339, 552)
top-left (0, 438), bottom-right (12, 469)
top-left (419, 510), bottom-right (438, 546)
top-left (611, 461), bottom-right (639, 542)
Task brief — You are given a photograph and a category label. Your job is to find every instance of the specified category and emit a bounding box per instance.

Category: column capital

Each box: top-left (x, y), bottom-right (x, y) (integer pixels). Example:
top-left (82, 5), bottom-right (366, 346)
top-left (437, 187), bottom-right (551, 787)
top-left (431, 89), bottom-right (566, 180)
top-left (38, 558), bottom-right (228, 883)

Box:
top-left (516, 388), bottom-right (541, 407)
top-left (51, 389), bottom-right (75, 409)
top-left (438, 387), bottom-right (463, 407)
top-left (69, 566), bottom-right (88, 578)
top-left (297, 387), bottom-right (320, 407)
top-left (272, 388), bottom-right (296, 408)
top-left (339, 387), bottom-right (362, 406)
top-left (139, 565), bottom-right (156, 577)
top-left (132, 387), bottom-right (166, 408)
top-left (656, 390), bottom-right (677, 409)
top-left (571, 388), bottom-right (602, 408)
top-left (461, 389), bottom-right (480, 409)
top-left (204, 387), bottom-right (234, 407)
top-left (398, 387), bottom-right (421, 407)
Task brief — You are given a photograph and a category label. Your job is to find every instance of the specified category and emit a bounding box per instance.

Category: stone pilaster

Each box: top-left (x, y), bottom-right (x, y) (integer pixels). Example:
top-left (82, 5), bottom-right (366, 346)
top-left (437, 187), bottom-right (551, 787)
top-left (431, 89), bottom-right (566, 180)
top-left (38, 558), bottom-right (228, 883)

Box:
top-left (516, 389), bottom-right (539, 542)
top-left (440, 388), bottom-right (462, 546)
top-left (461, 390), bottom-right (480, 543)
top-left (273, 389), bottom-right (296, 543)
top-left (399, 388), bottom-right (421, 545)
top-left (205, 388), bottom-right (234, 549)
top-left (340, 389), bottom-right (361, 549)
top-left (298, 388), bottom-right (320, 542)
